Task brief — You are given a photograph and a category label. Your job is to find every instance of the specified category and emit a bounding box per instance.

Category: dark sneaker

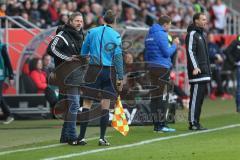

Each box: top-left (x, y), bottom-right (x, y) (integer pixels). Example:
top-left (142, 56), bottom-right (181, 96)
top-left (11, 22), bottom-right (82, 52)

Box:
top-left (189, 124), bottom-right (207, 131)
top-left (98, 139), bottom-right (110, 146)
top-left (68, 140), bottom-right (79, 146)
top-left (3, 116), bottom-right (14, 125)
top-left (78, 139), bottom-right (87, 145)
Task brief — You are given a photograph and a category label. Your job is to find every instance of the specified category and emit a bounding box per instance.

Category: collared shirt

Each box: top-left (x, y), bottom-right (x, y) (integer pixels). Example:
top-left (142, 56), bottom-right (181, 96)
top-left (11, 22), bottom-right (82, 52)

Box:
top-left (81, 24), bottom-right (124, 80)
top-left (81, 25), bottom-right (122, 66)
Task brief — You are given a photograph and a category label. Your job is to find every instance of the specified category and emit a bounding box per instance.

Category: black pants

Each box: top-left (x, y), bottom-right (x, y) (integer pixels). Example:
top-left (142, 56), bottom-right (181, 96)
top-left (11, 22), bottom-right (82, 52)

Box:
top-left (174, 85), bottom-right (187, 97)
top-left (188, 82), bottom-right (208, 125)
top-left (149, 67), bottom-right (170, 126)
top-left (211, 67), bottom-right (224, 95)
top-left (0, 80), bottom-right (11, 118)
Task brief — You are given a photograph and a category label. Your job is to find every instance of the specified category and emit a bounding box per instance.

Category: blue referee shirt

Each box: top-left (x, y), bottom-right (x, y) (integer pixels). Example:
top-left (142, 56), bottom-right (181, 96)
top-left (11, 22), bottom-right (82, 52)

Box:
top-left (81, 25), bottom-right (122, 65)
top-left (81, 24), bottom-right (124, 79)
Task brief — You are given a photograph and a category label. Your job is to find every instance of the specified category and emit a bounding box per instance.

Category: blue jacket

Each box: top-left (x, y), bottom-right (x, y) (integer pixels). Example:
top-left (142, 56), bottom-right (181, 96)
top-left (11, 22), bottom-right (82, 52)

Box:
top-left (208, 42), bottom-right (222, 64)
top-left (144, 24), bottom-right (177, 69)
top-left (81, 25), bottom-right (124, 79)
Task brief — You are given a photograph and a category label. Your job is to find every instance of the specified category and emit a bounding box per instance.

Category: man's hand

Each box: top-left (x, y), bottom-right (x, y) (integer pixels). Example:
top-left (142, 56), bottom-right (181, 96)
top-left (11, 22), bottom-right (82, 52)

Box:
top-left (192, 68), bottom-right (201, 75)
top-left (116, 80), bottom-right (123, 92)
top-left (66, 55), bottom-right (81, 62)
top-left (9, 79), bottom-right (14, 87)
top-left (72, 55), bottom-right (82, 61)
top-left (173, 37), bottom-right (180, 45)
top-left (81, 55), bottom-right (90, 64)
top-left (215, 54), bottom-right (223, 64)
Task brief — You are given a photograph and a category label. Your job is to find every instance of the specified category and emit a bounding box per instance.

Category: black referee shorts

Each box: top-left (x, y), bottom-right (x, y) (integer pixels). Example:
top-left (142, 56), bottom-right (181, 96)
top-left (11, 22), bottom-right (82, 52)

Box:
top-left (82, 65), bottom-right (117, 100)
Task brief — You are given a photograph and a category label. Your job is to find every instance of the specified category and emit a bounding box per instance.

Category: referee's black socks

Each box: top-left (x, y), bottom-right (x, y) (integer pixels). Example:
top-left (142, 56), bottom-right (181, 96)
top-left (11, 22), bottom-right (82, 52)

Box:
top-left (100, 109), bottom-right (109, 140)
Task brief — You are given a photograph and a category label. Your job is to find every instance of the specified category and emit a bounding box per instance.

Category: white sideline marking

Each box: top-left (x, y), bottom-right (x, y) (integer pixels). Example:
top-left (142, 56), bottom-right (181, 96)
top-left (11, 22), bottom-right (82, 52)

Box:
top-left (43, 124), bottom-right (240, 160)
top-left (0, 136), bottom-right (102, 156)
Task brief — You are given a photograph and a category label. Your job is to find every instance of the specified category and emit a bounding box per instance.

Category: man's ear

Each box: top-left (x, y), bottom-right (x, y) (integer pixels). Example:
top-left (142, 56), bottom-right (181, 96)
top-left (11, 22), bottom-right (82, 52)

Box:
top-left (163, 23), bottom-right (167, 29)
top-left (195, 19), bottom-right (199, 25)
top-left (163, 23), bottom-right (169, 31)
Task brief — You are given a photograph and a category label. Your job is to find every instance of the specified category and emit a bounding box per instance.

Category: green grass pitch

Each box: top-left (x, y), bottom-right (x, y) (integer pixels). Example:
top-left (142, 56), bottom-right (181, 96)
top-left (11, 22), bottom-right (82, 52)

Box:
top-left (0, 98), bottom-right (239, 160)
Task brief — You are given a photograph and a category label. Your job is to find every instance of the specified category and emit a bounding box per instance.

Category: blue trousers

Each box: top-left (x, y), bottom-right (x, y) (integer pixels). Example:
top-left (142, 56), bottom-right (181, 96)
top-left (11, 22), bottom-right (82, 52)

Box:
top-left (60, 87), bottom-right (80, 141)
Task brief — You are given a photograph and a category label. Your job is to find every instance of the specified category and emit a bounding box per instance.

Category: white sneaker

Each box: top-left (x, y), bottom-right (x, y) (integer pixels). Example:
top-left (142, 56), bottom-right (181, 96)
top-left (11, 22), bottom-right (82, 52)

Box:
top-left (3, 116), bottom-right (14, 124)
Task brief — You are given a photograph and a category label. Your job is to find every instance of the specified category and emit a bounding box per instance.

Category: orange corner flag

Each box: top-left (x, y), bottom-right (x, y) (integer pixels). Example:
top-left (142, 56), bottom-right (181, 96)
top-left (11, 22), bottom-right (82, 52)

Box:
top-left (111, 96), bottom-right (129, 136)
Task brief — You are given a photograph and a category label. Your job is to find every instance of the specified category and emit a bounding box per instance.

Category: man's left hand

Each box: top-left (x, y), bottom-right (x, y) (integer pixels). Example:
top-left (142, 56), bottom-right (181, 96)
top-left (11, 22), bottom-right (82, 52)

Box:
top-left (116, 80), bottom-right (123, 92)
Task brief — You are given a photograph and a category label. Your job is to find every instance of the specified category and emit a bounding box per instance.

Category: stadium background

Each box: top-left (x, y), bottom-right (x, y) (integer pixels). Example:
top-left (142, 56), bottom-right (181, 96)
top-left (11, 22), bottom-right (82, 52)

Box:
top-left (0, 0), bottom-right (240, 159)
top-left (0, 0), bottom-right (239, 119)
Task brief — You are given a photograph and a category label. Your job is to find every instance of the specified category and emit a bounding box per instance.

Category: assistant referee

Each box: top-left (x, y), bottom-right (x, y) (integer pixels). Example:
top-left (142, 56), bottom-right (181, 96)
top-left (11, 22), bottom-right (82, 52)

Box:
top-left (78, 10), bottom-right (124, 146)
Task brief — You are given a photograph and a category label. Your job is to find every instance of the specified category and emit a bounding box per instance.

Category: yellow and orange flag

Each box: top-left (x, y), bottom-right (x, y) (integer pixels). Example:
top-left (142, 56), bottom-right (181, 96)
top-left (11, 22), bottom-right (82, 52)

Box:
top-left (111, 96), bottom-right (129, 136)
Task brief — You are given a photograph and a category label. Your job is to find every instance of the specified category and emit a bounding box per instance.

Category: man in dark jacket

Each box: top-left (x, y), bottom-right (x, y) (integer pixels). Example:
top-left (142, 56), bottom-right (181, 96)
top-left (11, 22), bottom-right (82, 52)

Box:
top-left (185, 13), bottom-right (211, 130)
top-left (207, 33), bottom-right (232, 100)
top-left (48, 12), bottom-right (84, 145)
top-left (0, 41), bottom-right (14, 124)
top-left (223, 35), bottom-right (240, 71)
top-left (144, 15), bottom-right (179, 132)
top-left (223, 35), bottom-right (240, 112)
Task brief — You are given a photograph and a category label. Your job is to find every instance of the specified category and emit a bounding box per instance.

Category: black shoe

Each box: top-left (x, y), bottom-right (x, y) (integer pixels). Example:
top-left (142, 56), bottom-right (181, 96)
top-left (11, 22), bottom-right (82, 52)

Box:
top-left (189, 124), bottom-right (207, 131)
top-left (68, 140), bottom-right (79, 146)
top-left (78, 138), bottom-right (87, 145)
top-left (98, 138), bottom-right (110, 146)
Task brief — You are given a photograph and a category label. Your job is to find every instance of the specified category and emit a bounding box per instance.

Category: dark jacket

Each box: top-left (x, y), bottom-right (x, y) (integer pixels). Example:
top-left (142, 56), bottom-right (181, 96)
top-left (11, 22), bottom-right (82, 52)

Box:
top-left (185, 24), bottom-right (211, 83)
top-left (144, 24), bottom-right (177, 69)
top-left (47, 24), bottom-right (85, 86)
top-left (223, 40), bottom-right (240, 70)
top-left (48, 24), bottom-right (84, 67)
